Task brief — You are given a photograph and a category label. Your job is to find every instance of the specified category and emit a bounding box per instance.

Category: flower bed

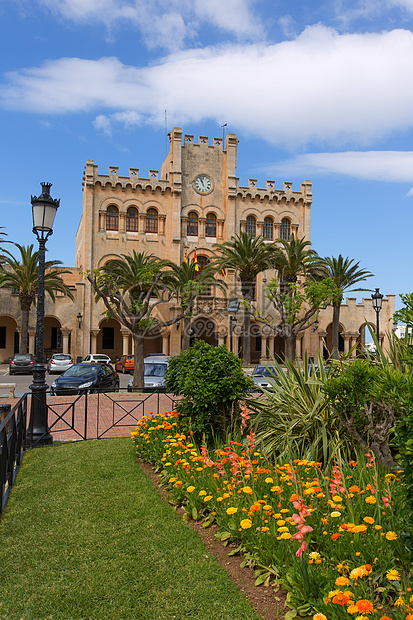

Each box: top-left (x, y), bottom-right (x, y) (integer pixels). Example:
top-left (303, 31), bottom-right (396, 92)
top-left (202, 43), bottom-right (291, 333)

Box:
top-left (131, 410), bottom-right (412, 620)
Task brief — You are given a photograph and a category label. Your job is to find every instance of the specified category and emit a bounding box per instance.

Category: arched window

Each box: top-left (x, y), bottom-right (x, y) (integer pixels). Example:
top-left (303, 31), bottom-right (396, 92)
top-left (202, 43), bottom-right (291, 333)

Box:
top-left (146, 208), bottom-right (158, 233)
top-left (263, 216), bottom-right (273, 240)
top-left (187, 211), bottom-right (198, 236)
top-left (280, 218), bottom-right (291, 241)
top-left (205, 213), bottom-right (217, 237)
top-left (126, 207), bottom-right (139, 232)
top-left (246, 215), bottom-right (256, 238)
top-left (106, 206), bottom-right (119, 231)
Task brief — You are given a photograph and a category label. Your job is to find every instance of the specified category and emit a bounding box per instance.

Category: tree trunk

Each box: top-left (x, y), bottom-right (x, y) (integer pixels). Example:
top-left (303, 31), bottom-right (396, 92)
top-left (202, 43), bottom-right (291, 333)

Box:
top-left (243, 307), bottom-right (251, 366)
top-left (331, 303), bottom-right (341, 360)
top-left (20, 303), bottom-right (31, 354)
top-left (284, 332), bottom-right (297, 361)
top-left (182, 316), bottom-right (191, 350)
top-left (131, 333), bottom-right (145, 390)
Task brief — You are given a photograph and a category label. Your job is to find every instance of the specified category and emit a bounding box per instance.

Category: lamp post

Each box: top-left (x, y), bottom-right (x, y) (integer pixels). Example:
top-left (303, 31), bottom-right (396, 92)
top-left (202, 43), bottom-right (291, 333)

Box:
top-left (28, 182), bottom-right (59, 446)
top-left (371, 287), bottom-right (384, 346)
top-left (228, 298), bottom-right (240, 354)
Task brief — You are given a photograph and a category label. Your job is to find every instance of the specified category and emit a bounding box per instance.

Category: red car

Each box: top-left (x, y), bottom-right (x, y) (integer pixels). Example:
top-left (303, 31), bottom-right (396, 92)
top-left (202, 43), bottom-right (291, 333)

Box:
top-left (115, 355), bottom-right (134, 374)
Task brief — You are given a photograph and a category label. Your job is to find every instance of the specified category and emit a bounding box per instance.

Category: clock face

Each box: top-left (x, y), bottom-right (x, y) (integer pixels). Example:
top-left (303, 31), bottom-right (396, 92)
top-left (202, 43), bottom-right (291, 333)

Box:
top-left (194, 175), bottom-right (212, 194)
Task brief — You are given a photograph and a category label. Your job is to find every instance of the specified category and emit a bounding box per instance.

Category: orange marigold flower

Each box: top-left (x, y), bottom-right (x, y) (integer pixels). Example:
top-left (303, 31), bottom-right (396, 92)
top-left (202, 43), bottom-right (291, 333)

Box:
top-left (356, 600), bottom-right (374, 613)
top-left (379, 617), bottom-right (392, 620)
top-left (336, 576), bottom-right (350, 586)
top-left (332, 593), bottom-right (351, 605)
top-left (363, 517), bottom-right (375, 524)
top-left (365, 496), bottom-right (376, 504)
top-left (331, 533), bottom-right (341, 541)
top-left (313, 614), bottom-right (327, 620)
top-left (240, 518), bottom-right (253, 529)
top-left (386, 531), bottom-right (397, 540)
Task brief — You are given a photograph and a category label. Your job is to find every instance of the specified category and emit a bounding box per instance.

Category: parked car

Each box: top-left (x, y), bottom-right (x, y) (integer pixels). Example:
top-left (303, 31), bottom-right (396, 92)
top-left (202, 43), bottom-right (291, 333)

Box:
top-left (50, 363), bottom-right (119, 395)
top-left (9, 353), bottom-right (35, 375)
top-left (128, 356), bottom-right (171, 392)
top-left (114, 355), bottom-right (134, 374)
top-left (82, 354), bottom-right (112, 365)
top-left (47, 353), bottom-right (74, 374)
top-left (250, 364), bottom-right (279, 391)
top-left (308, 363), bottom-right (330, 378)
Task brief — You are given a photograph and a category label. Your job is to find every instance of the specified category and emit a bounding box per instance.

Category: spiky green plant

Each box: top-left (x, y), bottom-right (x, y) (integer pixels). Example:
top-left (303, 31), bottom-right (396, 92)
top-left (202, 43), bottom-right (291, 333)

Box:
top-left (247, 354), bottom-right (353, 465)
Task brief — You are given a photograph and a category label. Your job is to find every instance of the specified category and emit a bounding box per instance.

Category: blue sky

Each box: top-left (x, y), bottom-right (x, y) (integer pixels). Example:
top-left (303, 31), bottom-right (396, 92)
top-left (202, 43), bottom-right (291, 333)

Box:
top-left (1, 0), bottom-right (413, 310)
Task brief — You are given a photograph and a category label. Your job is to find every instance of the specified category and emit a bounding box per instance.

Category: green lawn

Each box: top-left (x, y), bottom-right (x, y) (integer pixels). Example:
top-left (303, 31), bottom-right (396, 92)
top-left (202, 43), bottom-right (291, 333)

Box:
top-left (0, 439), bottom-right (262, 620)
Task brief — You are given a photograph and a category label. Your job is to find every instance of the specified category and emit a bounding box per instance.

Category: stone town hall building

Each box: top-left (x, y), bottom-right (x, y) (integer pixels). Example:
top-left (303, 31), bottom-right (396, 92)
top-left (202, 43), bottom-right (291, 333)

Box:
top-left (0, 127), bottom-right (394, 364)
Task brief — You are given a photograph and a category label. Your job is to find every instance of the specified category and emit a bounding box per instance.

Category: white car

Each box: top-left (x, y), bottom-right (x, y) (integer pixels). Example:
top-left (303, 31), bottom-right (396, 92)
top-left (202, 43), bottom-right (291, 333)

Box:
top-left (82, 354), bottom-right (112, 365)
top-left (47, 353), bottom-right (74, 374)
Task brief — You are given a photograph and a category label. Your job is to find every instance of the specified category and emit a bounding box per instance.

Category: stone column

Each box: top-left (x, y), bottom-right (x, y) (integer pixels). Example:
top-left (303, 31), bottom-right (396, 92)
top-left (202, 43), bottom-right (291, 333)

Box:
top-left (90, 329), bottom-right (99, 354)
top-left (121, 329), bottom-right (130, 356)
top-left (61, 328), bottom-right (71, 354)
top-left (343, 333), bottom-right (351, 355)
top-left (260, 335), bottom-right (268, 361)
top-left (267, 335), bottom-right (274, 359)
top-left (28, 331), bottom-right (35, 355)
top-left (162, 332), bottom-right (169, 355)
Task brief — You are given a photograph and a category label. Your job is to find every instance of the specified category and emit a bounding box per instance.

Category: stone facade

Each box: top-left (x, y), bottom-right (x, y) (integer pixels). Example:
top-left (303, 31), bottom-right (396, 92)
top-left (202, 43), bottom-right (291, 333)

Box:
top-left (0, 127), bottom-right (395, 364)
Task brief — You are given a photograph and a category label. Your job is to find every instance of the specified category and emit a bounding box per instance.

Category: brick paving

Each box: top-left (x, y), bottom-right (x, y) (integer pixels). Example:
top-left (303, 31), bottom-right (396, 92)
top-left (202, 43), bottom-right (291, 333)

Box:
top-left (4, 390), bottom-right (180, 443)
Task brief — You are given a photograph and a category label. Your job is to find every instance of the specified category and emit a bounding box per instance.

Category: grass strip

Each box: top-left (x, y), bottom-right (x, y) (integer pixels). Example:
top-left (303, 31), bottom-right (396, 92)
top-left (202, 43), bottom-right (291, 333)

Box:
top-left (0, 438), bottom-right (262, 620)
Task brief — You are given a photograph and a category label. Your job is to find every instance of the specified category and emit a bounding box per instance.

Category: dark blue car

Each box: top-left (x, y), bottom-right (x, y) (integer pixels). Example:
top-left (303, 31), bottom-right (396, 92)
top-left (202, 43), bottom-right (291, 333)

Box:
top-left (50, 363), bottom-right (119, 395)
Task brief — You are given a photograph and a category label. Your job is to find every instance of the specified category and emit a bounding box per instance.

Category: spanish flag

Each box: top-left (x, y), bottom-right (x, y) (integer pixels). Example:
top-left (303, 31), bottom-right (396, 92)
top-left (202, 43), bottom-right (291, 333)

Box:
top-left (193, 249), bottom-right (199, 272)
top-left (221, 267), bottom-right (226, 277)
top-left (184, 249), bottom-right (188, 263)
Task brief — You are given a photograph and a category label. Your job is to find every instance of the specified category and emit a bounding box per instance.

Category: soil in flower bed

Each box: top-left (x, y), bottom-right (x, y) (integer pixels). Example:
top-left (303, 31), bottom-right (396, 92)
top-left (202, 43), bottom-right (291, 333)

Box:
top-left (139, 460), bottom-right (288, 620)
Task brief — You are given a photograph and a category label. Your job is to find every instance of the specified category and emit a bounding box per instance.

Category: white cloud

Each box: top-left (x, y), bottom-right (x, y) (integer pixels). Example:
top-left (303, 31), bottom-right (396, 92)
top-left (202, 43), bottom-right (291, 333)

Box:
top-left (93, 110), bottom-right (142, 136)
top-left (265, 151), bottom-right (413, 183)
top-left (3, 25), bottom-right (413, 149)
top-left (35, 0), bottom-right (263, 50)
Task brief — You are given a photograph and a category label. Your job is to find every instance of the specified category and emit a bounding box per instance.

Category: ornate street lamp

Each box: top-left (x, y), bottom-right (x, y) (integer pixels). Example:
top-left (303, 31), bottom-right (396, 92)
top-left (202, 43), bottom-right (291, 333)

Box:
top-left (228, 298), bottom-right (240, 354)
top-left (28, 182), bottom-right (59, 446)
top-left (371, 287), bottom-right (384, 345)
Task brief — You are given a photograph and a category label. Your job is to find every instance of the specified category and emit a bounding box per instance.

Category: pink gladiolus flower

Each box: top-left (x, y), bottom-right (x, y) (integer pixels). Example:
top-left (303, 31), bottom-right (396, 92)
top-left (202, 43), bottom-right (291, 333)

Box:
top-left (296, 541), bottom-right (307, 557)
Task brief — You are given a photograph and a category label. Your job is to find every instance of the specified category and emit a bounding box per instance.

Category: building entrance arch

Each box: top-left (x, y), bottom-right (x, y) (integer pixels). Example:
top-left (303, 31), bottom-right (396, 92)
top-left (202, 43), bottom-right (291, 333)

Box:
top-left (0, 315), bottom-right (19, 361)
top-left (190, 317), bottom-right (217, 347)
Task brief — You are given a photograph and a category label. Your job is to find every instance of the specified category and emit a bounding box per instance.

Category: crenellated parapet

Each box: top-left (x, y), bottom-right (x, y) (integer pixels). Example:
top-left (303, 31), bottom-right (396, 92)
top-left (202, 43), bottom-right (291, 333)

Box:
top-left (235, 178), bottom-right (312, 206)
top-left (82, 160), bottom-right (173, 195)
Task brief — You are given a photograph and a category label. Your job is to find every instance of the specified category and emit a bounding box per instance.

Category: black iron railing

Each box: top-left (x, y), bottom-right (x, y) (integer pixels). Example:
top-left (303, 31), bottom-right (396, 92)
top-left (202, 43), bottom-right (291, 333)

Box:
top-left (0, 395), bottom-right (28, 516)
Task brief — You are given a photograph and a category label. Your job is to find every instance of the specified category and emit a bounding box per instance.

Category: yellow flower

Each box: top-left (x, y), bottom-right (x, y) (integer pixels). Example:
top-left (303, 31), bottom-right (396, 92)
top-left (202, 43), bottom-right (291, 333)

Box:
top-left (386, 569), bottom-right (400, 581)
top-left (313, 614), bottom-right (327, 620)
top-left (265, 477), bottom-right (274, 483)
top-left (169, 477), bottom-right (177, 483)
top-left (242, 486), bottom-right (253, 495)
top-left (204, 495), bottom-right (212, 502)
top-left (260, 526), bottom-right (269, 532)
top-left (386, 531), bottom-right (398, 540)
top-left (332, 495), bottom-right (342, 502)
top-left (280, 532), bottom-right (291, 539)
top-left (199, 490), bottom-right (207, 496)
top-left (277, 520), bottom-right (286, 526)
top-left (374, 525), bottom-right (382, 531)
top-left (187, 486), bottom-right (195, 493)
top-left (365, 496), bottom-right (376, 504)
top-left (331, 511), bottom-right (341, 518)
top-left (277, 526), bottom-right (289, 533)
top-left (226, 507), bottom-right (238, 515)
top-left (240, 518), bottom-right (253, 529)
top-left (263, 505), bottom-right (272, 511)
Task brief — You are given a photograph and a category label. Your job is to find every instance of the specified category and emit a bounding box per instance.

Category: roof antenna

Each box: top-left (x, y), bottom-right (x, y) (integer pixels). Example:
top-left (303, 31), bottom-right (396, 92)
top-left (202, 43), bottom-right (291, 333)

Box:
top-left (165, 110), bottom-right (168, 156)
top-left (221, 123), bottom-right (227, 148)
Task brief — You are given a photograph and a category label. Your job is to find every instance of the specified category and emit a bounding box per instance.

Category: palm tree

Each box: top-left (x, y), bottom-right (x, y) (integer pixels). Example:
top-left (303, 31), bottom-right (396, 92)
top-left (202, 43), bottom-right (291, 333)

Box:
top-left (272, 235), bottom-right (328, 360)
top-left (323, 255), bottom-right (373, 359)
top-left (213, 233), bottom-right (277, 365)
top-left (0, 244), bottom-right (74, 354)
top-left (164, 259), bottom-right (226, 350)
top-left (98, 251), bottom-right (172, 387)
